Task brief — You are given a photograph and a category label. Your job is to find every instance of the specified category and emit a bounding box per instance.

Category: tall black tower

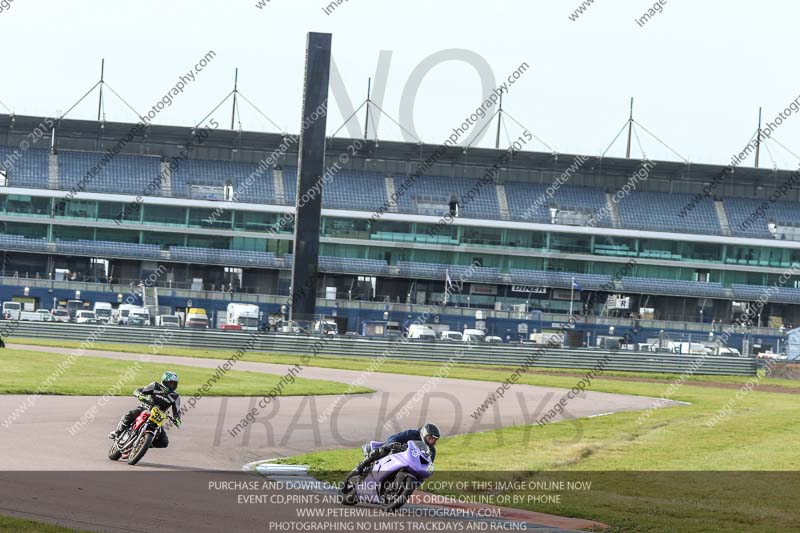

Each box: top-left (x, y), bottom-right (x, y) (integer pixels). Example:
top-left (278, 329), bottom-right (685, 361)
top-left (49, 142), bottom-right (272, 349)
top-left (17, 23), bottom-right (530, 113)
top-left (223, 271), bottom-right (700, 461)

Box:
top-left (289, 32), bottom-right (332, 325)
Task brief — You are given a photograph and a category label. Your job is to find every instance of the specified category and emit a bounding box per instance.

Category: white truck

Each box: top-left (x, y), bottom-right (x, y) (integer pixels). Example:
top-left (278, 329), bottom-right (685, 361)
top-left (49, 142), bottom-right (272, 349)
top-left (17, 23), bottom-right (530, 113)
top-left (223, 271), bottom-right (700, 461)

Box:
top-left (93, 302), bottom-right (113, 324)
top-left (185, 308), bottom-right (209, 329)
top-left (2, 301), bottom-right (22, 320)
top-left (225, 303), bottom-right (261, 331)
top-left (117, 304), bottom-right (150, 326)
top-left (440, 330), bottom-right (463, 342)
top-left (462, 328), bottom-right (486, 343)
top-left (408, 324), bottom-right (437, 340)
top-left (19, 310), bottom-right (45, 321)
top-left (75, 310), bottom-right (99, 324)
top-left (313, 318), bottom-right (338, 336)
top-left (156, 315), bottom-right (182, 328)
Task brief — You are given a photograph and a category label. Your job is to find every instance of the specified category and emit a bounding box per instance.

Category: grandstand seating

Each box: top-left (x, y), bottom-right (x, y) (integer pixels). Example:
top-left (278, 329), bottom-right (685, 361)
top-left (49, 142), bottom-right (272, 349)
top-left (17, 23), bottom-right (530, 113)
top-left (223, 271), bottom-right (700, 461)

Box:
top-left (723, 198), bottom-right (771, 237)
top-left (0, 145), bottom-right (49, 189)
top-left (55, 239), bottom-right (162, 260)
top-left (504, 182), bottom-right (551, 222)
top-left (509, 269), bottom-right (612, 290)
top-left (170, 247), bottom-right (283, 268)
top-left (281, 167), bottom-right (388, 211)
top-left (618, 277), bottom-right (726, 298)
top-left (59, 151), bottom-right (161, 195)
top-left (10, 144), bottom-right (800, 243)
top-left (392, 174), bottom-right (501, 219)
top-left (0, 233), bottom-right (49, 252)
top-left (617, 192), bottom-right (721, 234)
top-left (398, 262), bottom-right (502, 283)
top-left (171, 160), bottom-right (276, 203)
top-left (505, 182), bottom-right (612, 226)
top-left (320, 256), bottom-right (390, 275)
top-left (731, 283), bottom-right (800, 304)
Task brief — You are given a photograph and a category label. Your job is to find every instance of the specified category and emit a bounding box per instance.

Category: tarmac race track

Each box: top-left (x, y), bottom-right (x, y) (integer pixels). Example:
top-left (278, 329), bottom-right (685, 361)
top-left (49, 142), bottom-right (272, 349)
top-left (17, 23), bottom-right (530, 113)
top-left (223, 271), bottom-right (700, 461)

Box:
top-left (0, 344), bottom-right (682, 532)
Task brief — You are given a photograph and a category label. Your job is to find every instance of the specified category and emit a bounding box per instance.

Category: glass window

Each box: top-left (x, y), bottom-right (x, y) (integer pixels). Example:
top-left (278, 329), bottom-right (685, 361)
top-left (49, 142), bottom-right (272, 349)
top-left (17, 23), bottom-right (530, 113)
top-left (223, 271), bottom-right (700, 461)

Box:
top-left (234, 211), bottom-right (276, 232)
top-left (189, 208), bottom-right (230, 229)
top-left (6, 195), bottom-right (50, 216)
top-left (143, 205), bottom-right (185, 226)
top-left (324, 218), bottom-right (369, 239)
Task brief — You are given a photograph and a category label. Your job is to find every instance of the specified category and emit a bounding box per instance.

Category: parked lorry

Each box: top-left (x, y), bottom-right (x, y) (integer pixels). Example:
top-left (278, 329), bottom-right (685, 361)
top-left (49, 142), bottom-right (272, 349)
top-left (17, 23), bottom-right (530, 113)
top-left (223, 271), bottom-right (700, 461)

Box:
top-left (117, 304), bottom-right (150, 326)
top-left (225, 303), bottom-right (260, 331)
top-left (313, 318), bottom-right (338, 336)
top-left (2, 301), bottom-right (21, 320)
top-left (93, 302), bottom-right (113, 324)
top-left (185, 308), bottom-right (209, 329)
top-left (65, 300), bottom-right (86, 321)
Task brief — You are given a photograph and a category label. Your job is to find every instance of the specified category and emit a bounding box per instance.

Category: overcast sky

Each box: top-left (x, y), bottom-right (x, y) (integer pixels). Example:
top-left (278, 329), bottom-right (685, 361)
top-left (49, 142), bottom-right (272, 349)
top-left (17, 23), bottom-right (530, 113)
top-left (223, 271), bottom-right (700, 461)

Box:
top-left (1, 0), bottom-right (798, 169)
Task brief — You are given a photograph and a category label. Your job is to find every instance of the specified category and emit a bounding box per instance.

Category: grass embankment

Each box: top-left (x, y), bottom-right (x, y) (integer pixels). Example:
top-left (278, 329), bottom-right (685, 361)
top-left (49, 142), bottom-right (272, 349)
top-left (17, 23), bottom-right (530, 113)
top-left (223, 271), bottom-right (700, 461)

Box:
top-left (0, 515), bottom-right (90, 533)
top-left (5, 337), bottom-right (800, 531)
top-left (0, 349), bottom-right (371, 397)
top-left (8, 336), bottom-right (800, 390)
top-left (284, 379), bottom-right (799, 532)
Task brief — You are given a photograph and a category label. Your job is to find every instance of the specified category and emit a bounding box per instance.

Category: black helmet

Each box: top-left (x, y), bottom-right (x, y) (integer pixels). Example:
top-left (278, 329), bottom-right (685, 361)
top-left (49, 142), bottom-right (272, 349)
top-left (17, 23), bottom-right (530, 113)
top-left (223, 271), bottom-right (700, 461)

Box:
top-left (420, 423), bottom-right (440, 445)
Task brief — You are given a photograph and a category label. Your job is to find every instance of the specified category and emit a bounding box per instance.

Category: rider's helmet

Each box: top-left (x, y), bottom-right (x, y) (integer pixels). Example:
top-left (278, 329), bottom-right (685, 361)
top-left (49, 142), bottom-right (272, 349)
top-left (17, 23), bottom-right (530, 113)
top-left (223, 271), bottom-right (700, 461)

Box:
top-left (160, 371), bottom-right (179, 393)
top-left (420, 423), bottom-right (441, 446)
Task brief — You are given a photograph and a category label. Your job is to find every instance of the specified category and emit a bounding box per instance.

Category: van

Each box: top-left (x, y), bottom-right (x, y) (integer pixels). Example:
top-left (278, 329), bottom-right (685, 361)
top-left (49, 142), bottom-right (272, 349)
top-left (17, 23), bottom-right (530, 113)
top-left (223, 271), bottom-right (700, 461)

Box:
top-left (462, 329), bottom-right (486, 343)
top-left (156, 315), bottom-right (182, 328)
top-left (440, 331), bottom-right (463, 342)
top-left (408, 324), bottom-right (437, 340)
top-left (51, 309), bottom-right (70, 322)
top-left (75, 310), bottom-right (98, 324)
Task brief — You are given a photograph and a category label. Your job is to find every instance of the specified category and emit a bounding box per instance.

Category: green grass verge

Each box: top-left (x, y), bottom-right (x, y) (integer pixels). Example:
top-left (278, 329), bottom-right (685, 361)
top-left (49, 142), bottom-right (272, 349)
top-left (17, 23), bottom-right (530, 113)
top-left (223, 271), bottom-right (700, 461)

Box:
top-left (0, 349), bottom-right (371, 397)
top-left (284, 378), bottom-right (799, 532)
top-left (8, 336), bottom-right (799, 390)
top-left (0, 515), bottom-right (88, 532)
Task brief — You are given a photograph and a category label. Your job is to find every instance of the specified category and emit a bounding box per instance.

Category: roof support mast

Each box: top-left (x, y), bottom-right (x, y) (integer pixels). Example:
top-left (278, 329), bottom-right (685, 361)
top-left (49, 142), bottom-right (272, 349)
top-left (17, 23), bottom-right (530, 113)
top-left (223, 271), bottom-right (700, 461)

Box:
top-left (494, 93), bottom-right (503, 149)
top-left (230, 68), bottom-right (239, 130)
top-left (97, 59), bottom-right (105, 122)
top-left (625, 97), bottom-right (633, 158)
top-left (364, 77), bottom-right (371, 140)
top-left (755, 106), bottom-right (762, 168)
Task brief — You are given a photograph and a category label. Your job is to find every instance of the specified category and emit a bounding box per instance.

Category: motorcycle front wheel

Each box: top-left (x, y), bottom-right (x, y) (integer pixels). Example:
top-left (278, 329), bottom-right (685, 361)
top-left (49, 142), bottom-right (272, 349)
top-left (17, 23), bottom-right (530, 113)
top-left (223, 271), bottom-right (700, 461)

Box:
top-left (127, 431), bottom-right (154, 465)
top-left (380, 472), bottom-right (416, 512)
top-left (339, 471), bottom-right (360, 506)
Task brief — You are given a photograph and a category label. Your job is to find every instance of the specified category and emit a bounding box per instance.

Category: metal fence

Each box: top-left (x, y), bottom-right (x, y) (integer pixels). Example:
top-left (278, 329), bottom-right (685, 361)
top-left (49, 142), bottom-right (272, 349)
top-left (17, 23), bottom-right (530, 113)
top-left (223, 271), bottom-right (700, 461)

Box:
top-left (6, 322), bottom-right (759, 376)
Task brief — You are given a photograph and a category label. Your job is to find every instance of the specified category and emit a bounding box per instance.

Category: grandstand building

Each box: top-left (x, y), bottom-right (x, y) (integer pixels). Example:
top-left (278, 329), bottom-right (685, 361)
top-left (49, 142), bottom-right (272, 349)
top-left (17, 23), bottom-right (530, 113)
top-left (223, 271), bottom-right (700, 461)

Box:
top-left (0, 113), bottom-right (797, 350)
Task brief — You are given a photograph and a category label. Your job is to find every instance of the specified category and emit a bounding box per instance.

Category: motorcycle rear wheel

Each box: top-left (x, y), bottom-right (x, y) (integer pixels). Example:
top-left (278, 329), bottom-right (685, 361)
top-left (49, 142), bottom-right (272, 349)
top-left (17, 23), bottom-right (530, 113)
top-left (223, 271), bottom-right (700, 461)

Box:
top-left (107, 441), bottom-right (122, 461)
top-left (127, 432), bottom-right (154, 465)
